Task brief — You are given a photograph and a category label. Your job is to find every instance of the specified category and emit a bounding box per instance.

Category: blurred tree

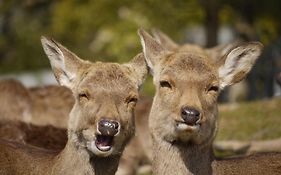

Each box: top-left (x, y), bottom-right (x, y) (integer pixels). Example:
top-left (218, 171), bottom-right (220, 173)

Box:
top-left (222, 0), bottom-right (281, 99)
top-left (199, 0), bottom-right (220, 47)
top-left (0, 0), bottom-right (281, 96)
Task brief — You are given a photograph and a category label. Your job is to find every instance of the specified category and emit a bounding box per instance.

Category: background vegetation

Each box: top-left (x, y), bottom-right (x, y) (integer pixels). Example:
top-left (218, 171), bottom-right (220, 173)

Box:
top-left (1, 0), bottom-right (281, 96)
top-left (218, 98), bottom-right (281, 141)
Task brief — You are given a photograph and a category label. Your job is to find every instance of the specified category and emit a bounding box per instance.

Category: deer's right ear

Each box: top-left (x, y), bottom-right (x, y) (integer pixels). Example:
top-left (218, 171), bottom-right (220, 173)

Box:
top-left (41, 36), bottom-right (85, 89)
top-left (138, 29), bottom-right (168, 74)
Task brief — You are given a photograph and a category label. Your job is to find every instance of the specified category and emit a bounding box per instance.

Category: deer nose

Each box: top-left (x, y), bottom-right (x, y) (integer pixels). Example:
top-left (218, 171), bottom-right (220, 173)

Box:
top-left (98, 119), bottom-right (120, 136)
top-left (181, 107), bottom-right (200, 125)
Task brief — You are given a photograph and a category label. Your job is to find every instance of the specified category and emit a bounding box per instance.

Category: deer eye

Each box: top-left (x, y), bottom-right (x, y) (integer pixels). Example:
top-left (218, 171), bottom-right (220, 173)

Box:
top-left (78, 92), bottom-right (89, 101)
top-left (207, 85), bottom-right (219, 93)
top-left (128, 97), bottom-right (138, 104)
top-left (160, 80), bottom-right (172, 89)
top-left (126, 96), bottom-right (138, 107)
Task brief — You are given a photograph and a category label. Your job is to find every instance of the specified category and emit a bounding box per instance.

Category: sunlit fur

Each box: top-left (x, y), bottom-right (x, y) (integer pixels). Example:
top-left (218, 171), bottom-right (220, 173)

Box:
top-left (138, 29), bottom-right (280, 175)
top-left (0, 37), bottom-right (147, 175)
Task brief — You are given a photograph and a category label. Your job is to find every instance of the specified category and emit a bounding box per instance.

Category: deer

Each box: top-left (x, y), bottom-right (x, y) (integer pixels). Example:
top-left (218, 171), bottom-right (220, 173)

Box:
top-left (0, 36), bottom-right (148, 175)
top-left (0, 81), bottom-right (71, 150)
top-left (29, 85), bottom-right (74, 128)
top-left (0, 79), bottom-right (32, 123)
top-left (116, 31), bottom-right (251, 175)
top-left (0, 79), bottom-right (73, 128)
top-left (0, 120), bottom-right (67, 150)
top-left (138, 29), bottom-right (281, 175)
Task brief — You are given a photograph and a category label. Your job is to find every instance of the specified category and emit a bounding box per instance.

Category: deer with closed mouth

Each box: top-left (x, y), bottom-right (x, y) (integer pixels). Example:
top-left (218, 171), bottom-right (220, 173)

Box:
top-left (138, 29), bottom-right (281, 175)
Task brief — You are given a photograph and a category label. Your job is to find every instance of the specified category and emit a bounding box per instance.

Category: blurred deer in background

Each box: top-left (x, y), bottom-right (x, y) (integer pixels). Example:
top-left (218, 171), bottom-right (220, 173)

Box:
top-left (0, 80), bottom-right (72, 150)
top-left (0, 79), bottom-right (73, 128)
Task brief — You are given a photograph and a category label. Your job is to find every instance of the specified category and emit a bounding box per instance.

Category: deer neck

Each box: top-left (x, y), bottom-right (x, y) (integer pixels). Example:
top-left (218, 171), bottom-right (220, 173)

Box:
top-left (152, 137), bottom-right (215, 175)
top-left (52, 142), bottom-right (121, 175)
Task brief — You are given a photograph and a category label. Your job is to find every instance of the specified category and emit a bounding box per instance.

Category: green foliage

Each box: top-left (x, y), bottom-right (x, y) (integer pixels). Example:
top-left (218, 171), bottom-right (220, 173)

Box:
top-left (0, 0), bottom-right (203, 95)
top-left (1, 0), bottom-right (281, 95)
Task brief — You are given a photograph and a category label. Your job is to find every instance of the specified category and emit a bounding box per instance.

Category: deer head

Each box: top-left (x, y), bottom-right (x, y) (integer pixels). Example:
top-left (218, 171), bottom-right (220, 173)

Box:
top-left (41, 37), bottom-right (147, 157)
top-left (138, 29), bottom-right (262, 147)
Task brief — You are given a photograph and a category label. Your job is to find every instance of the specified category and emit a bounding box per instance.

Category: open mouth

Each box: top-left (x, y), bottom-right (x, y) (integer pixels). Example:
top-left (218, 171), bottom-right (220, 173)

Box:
top-left (95, 135), bottom-right (114, 152)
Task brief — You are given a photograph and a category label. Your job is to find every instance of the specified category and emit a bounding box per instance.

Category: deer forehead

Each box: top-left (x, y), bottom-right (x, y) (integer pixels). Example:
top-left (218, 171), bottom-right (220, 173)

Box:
top-left (158, 53), bottom-right (218, 83)
top-left (78, 63), bottom-right (137, 94)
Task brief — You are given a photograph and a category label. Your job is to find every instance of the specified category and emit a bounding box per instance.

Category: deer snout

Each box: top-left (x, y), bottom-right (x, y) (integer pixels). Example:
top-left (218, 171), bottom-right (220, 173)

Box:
top-left (181, 107), bottom-right (200, 125)
top-left (98, 119), bottom-right (120, 136)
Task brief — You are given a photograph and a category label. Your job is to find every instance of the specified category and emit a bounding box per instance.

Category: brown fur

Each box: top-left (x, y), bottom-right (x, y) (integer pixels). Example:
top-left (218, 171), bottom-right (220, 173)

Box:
top-left (117, 30), bottom-right (261, 175)
top-left (0, 80), bottom-right (152, 174)
top-left (0, 79), bottom-right (73, 128)
top-left (29, 85), bottom-right (73, 128)
top-left (139, 29), bottom-right (281, 175)
top-left (0, 37), bottom-right (148, 175)
top-left (117, 96), bottom-right (152, 175)
top-left (0, 120), bottom-right (67, 150)
top-left (0, 79), bottom-right (32, 123)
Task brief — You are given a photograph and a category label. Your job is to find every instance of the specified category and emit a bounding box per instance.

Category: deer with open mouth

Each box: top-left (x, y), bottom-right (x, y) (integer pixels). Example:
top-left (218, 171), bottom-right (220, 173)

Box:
top-left (0, 36), bottom-right (148, 175)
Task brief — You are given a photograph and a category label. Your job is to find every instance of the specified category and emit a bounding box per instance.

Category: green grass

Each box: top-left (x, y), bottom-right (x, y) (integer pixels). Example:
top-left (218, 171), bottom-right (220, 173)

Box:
top-left (216, 97), bottom-right (281, 141)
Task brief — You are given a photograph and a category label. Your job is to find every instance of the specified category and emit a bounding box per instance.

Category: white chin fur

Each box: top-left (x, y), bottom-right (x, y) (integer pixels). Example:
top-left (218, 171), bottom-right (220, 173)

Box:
top-left (86, 141), bottom-right (114, 157)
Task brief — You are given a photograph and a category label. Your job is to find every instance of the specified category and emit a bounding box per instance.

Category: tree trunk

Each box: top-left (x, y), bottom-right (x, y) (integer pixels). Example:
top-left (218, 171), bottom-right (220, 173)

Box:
top-left (200, 0), bottom-right (220, 47)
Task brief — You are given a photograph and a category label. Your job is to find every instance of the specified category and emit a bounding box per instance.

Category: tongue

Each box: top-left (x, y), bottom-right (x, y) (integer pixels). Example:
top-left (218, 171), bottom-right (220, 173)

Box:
top-left (96, 136), bottom-right (112, 146)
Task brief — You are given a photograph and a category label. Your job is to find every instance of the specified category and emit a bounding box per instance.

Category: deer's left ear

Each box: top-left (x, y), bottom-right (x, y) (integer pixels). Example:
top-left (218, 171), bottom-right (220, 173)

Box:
top-left (218, 42), bottom-right (263, 89)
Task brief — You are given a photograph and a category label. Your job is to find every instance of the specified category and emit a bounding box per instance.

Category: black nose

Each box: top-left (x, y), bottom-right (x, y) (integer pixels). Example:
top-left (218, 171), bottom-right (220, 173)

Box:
top-left (181, 107), bottom-right (200, 125)
top-left (98, 119), bottom-right (120, 136)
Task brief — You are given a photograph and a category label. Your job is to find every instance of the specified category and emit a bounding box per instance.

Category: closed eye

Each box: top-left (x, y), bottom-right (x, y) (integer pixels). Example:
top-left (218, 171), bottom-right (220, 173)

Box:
top-left (126, 95), bottom-right (138, 107)
top-left (208, 86), bottom-right (219, 92)
top-left (128, 97), bottom-right (138, 104)
top-left (78, 92), bottom-right (89, 101)
top-left (160, 80), bottom-right (172, 89)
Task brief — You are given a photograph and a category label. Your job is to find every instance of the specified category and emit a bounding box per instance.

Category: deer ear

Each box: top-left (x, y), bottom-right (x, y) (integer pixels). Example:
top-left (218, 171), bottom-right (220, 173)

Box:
top-left (152, 29), bottom-right (179, 51)
top-left (124, 53), bottom-right (148, 88)
top-left (138, 29), bottom-right (168, 74)
top-left (218, 42), bottom-right (263, 89)
top-left (41, 36), bottom-right (85, 89)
